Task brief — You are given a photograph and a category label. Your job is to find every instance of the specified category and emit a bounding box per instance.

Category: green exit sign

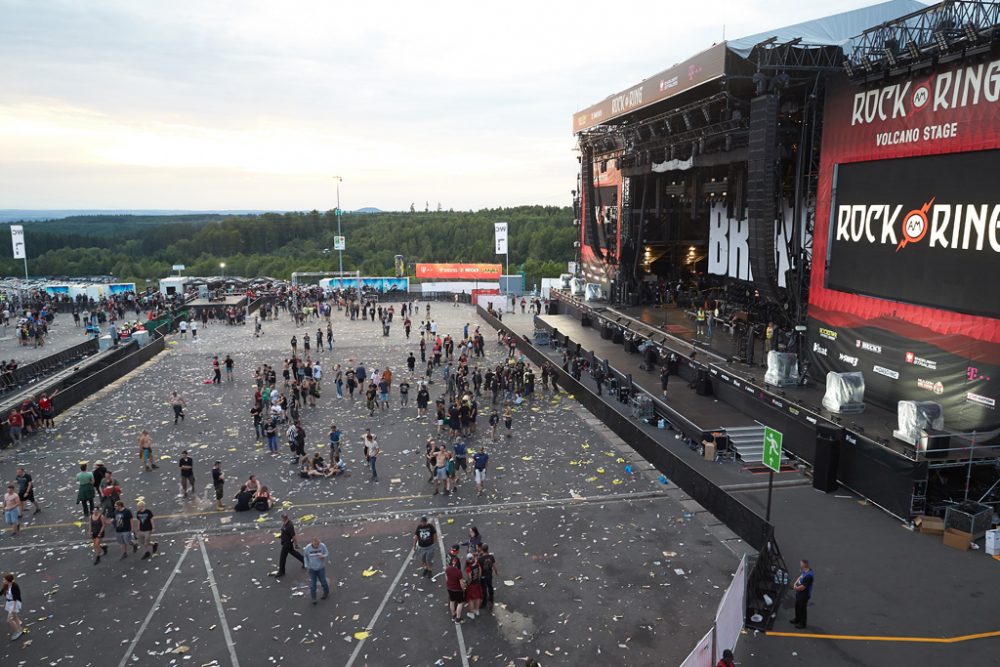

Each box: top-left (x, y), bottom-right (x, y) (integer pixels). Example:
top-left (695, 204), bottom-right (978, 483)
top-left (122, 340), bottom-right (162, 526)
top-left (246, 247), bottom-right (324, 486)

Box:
top-left (763, 426), bottom-right (783, 473)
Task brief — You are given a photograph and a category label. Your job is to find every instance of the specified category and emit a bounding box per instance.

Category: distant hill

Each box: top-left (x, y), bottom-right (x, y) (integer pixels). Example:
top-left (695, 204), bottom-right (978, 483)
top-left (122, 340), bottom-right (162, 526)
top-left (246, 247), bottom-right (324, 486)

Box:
top-left (0, 209), bottom-right (277, 223)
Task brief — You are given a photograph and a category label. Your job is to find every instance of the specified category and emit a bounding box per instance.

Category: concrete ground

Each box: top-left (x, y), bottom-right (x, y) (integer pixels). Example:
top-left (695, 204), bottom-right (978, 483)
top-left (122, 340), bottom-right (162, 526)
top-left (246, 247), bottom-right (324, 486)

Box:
top-left (0, 310), bottom-right (95, 365)
top-left (508, 309), bottom-right (1000, 667)
top-left (0, 302), bottom-right (739, 666)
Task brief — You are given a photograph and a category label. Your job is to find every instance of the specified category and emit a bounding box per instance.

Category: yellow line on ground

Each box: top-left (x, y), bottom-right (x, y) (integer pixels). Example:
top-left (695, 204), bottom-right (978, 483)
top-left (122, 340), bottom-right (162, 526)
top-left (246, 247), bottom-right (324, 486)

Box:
top-left (766, 629), bottom-right (1000, 644)
top-left (18, 494), bottom-right (430, 531)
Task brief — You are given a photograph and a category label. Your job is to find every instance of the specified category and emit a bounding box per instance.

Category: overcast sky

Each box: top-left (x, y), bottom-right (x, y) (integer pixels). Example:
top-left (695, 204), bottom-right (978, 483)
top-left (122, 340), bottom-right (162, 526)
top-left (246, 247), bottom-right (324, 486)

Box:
top-left (0, 0), bottom-right (893, 211)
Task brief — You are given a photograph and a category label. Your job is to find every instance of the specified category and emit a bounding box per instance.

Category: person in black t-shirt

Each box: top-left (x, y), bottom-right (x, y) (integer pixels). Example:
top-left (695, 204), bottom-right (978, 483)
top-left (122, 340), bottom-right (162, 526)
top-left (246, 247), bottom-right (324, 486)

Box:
top-left (272, 513), bottom-right (304, 577)
top-left (412, 516), bottom-right (437, 578)
top-left (211, 461), bottom-right (225, 509)
top-left (233, 484), bottom-right (253, 511)
top-left (134, 500), bottom-right (157, 560)
top-left (178, 451), bottom-right (195, 498)
top-left (113, 500), bottom-right (136, 559)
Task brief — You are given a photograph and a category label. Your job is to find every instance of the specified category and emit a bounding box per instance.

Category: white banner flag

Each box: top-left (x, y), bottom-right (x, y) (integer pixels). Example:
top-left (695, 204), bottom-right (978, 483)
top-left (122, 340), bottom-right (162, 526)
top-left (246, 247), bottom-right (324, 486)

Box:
top-left (10, 225), bottom-right (25, 260)
top-left (494, 222), bottom-right (508, 255)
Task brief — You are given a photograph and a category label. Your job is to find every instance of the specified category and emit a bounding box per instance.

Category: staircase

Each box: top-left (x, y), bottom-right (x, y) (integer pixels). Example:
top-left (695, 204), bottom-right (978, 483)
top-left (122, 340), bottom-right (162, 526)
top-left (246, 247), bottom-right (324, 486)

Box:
top-left (725, 425), bottom-right (767, 464)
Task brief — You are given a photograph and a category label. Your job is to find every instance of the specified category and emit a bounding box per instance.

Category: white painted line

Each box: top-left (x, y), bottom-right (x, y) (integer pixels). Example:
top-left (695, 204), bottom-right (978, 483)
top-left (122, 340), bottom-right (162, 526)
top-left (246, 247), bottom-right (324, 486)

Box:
top-left (198, 535), bottom-right (241, 667)
top-left (116, 540), bottom-right (193, 667)
top-left (344, 546), bottom-right (415, 667)
top-left (435, 518), bottom-right (471, 667)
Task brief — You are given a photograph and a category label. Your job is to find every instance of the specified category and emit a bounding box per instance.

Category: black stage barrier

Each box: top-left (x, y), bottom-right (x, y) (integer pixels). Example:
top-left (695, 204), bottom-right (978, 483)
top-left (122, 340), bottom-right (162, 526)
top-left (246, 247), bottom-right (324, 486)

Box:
top-left (479, 305), bottom-right (774, 551)
top-left (0, 338), bottom-right (100, 397)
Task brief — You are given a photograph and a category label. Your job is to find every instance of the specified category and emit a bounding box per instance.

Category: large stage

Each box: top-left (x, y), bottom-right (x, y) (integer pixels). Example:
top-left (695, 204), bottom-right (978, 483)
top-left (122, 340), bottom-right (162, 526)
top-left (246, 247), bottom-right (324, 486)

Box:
top-left (547, 289), bottom-right (1000, 520)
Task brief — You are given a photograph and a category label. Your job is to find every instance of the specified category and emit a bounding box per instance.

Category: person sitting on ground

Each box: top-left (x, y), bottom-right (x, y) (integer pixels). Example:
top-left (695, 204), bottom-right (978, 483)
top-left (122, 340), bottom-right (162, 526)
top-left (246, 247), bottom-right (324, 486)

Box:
top-left (233, 484), bottom-right (253, 511)
top-left (330, 455), bottom-right (346, 477)
top-left (252, 485), bottom-right (272, 511)
top-left (244, 475), bottom-right (260, 495)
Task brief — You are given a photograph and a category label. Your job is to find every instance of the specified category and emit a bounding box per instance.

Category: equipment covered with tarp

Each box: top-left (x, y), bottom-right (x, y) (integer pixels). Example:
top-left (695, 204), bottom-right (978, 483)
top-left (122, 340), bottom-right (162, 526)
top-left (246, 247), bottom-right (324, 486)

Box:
top-left (764, 351), bottom-right (799, 387)
top-left (822, 371), bottom-right (866, 414)
top-left (893, 400), bottom-right (944, 445)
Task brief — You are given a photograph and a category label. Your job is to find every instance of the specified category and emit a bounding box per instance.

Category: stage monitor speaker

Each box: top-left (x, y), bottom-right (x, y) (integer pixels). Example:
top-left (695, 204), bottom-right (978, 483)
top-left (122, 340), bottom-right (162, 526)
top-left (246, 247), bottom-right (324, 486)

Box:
top-left (696, 368), bottom-right (713, 396)
top-left (812, 426), bottom-right (842, 492)
top-left (747, 93), bottom-right (780, 301)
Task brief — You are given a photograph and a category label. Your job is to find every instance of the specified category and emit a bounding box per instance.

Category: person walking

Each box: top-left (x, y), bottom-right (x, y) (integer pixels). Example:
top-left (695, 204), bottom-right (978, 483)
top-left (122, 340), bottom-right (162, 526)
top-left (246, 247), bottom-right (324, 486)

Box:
top-left (169, 392), bottom-right (185, 424)
top-left (272, 513), bottom-right (305, 577)
top-left (473, 447), bottom-right (489, 495)
top-left (178, 450), bottom-right (195, 499)
top-left (224, 354), bottom-right (235, 382)
top-left (660, 365), bottom-right (670, 399)
top-left (76, 463), bottom-right (96, 516)
top-left (790, 559), bottom-right (814, 629)
top-left (303, 537), bottom-right (330, 604)
top-left (211, 461), bottom-right (225, 510)
top-left (2, 573), bottom-right (24, 641)
top-left (138, 430), bottom-right (157, 472)
top-left (134, 500), bottom-right (157, 560)
top-left (89, 506), bottom-right (108, 564)
top-left (211, 356), bottom-right (222, 384)
top-left (14, 468), bottom-right (40, 514)
top-left (112, 500), bottom-right (136, 559)
top-left (3, 485), bottom-right (21, 536)
top-left (413, 516), bottom-right (437, 579)
top-left (363, 431), bottom-right (380, 482)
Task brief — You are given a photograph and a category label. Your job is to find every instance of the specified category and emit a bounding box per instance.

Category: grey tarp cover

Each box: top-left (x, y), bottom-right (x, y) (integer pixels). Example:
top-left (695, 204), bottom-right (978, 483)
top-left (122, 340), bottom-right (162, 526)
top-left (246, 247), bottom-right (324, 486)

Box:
top-left (726, 0), bottom-right (928, 58)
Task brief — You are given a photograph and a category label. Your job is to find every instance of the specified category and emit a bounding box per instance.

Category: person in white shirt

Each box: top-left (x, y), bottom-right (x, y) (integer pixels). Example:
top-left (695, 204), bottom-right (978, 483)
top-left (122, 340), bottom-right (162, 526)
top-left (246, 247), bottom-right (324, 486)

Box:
top-left (312, 362), bottom-right (322, 388)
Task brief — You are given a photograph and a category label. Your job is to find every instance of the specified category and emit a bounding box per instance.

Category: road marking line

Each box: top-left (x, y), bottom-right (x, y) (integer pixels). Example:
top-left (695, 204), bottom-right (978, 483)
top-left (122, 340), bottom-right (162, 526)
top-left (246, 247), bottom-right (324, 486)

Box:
top-left (198, 535), bottom-right (241, 667)
top-left (435, 518), bottom-right (471, 667)
top-left (344, 546), bottom-right (414, 667)
top-left (766, 629), bottom-right (1000, 643)
top-left (116, 540), bottom-right (192, 667)
top-left (1, 491), bottom-right (673, 551)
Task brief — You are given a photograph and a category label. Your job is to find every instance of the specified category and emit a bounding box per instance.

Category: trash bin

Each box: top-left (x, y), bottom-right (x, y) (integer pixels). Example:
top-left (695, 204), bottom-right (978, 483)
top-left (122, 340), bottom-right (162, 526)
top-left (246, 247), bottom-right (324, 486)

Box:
top-left (986, 529), bottom-right (1000, 556)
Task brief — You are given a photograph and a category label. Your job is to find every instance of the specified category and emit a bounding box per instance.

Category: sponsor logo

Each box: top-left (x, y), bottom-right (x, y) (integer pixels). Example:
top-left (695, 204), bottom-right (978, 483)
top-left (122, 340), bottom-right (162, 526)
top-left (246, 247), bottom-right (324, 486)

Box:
top-left (806, 416), bottom-right (818, 425)
top-left (839, 353), bottom-right (859, 367)
top-left (772, 399), bottom-right (784, 409)
top-left (966, 392), bottom-right (996, 408)
top-left (611, 85), bottom-right (644, 115)
top-left (856, 339), bottom-right (882, 354)
top-left (818, 328), bottom-right (838, 341)
top-left (720, 373), bottom-right (730, 381)
top-left (834, 199), bottom-right (1000, 253)
top-left (659, 76), bottom-right (678, 92)
top-left (850, 59), bottom-right (1000, 127)
top-left (905, 351), bottom-right (937, 370)
top-left (873, 364), bottom-right (900, 380)
top-left (845, 433), bottom-right (858, 445)
top-left (789, 406), bottom-right (800, 416)
top-left (917, 378), bottom-right (945, 395)
top-left (813, 343), bottom-right (828, 356)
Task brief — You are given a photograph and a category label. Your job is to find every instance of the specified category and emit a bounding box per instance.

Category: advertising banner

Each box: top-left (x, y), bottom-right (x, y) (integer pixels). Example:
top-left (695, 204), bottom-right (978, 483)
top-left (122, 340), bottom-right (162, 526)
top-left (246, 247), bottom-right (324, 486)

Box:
top-left (573, 42), bottom-right (726, 133)
top-left (10, 225), bottom-right (25, 259)
top-left (809, 54), bottom-right (1000, 432)
top-left (494, 222), bottom-right (508, 255)
top-left (415, 263), bottom-right (502, 280)
top-left (826, 150), bottom-right (1000, 318)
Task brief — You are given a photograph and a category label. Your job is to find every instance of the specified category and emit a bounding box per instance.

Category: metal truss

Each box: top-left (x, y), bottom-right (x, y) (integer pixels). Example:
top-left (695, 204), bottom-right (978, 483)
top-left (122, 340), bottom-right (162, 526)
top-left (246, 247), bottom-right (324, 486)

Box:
top-left (847, 0), bottom-right (1000, 78)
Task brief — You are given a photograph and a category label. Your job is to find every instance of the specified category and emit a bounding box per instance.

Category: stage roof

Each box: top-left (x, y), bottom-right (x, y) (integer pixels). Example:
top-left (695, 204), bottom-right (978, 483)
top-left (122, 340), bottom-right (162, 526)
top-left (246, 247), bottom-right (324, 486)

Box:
top-left (726, 0), bottom-right (927, 57)
top-left (572, 0), bottom-right (927, 133)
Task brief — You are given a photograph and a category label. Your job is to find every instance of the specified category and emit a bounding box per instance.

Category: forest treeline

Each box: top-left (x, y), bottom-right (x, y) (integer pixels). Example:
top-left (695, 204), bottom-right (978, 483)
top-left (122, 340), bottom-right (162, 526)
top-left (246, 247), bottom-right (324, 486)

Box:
top-left (0, 206), bottom-right (574, 290)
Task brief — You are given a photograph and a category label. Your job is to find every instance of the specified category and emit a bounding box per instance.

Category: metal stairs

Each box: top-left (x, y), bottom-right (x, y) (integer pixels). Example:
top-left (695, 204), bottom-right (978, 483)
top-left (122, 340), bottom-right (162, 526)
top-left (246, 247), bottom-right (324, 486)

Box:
top-left (725, 425), bottom-right (767, 464)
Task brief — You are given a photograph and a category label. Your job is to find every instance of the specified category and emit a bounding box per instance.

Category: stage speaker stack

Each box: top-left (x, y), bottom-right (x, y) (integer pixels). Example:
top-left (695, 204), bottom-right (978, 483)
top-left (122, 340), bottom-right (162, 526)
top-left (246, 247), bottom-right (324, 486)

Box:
top-left (747, 93), bottom-right (780, 302)
top-left (696, 368), bottom-right (713, 396)
top-left (812, 424), bottom-right (842, 493)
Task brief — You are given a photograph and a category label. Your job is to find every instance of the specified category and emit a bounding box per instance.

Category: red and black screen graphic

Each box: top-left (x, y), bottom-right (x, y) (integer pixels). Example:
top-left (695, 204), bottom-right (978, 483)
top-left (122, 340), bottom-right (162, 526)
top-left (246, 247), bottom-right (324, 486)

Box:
top-left (826, 148), bottom-right (1000, 319)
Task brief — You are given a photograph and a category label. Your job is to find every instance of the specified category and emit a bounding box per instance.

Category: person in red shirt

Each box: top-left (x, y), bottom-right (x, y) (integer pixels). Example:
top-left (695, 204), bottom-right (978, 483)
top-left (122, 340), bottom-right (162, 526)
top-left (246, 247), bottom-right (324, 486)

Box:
top-left (717, 649), bottom-right (735, 667)
top-left (7, 410), bottom-right (23, 445)
top-left (37, 392), bottom-right (54, 430)
top-left (444, 551), bottom-right (466, 623)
